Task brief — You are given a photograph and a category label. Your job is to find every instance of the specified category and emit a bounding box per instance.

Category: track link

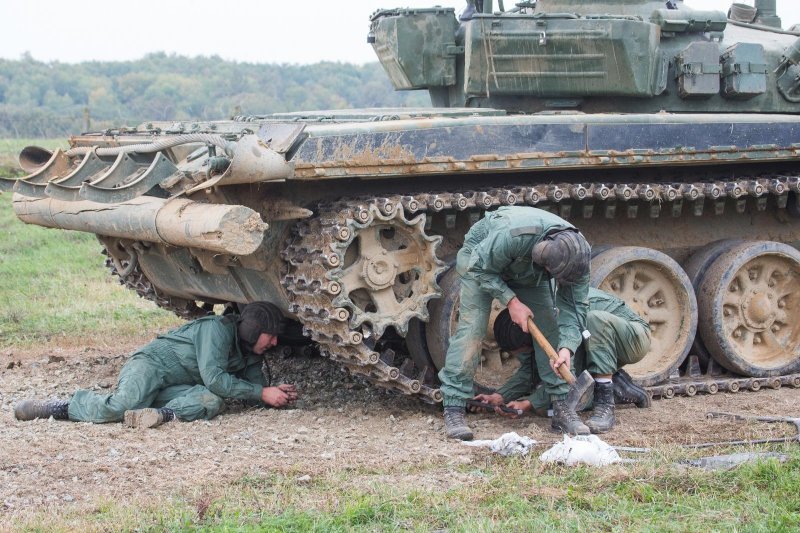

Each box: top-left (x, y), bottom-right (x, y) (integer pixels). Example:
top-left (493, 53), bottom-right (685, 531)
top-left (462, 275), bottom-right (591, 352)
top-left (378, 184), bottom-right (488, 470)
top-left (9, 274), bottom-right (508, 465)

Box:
top-left (647, 373), bottom-right (800, 399)
top-left (646, 355), bottom-right (800, 398)
top-left (390, 176), bottom-right (798, 219)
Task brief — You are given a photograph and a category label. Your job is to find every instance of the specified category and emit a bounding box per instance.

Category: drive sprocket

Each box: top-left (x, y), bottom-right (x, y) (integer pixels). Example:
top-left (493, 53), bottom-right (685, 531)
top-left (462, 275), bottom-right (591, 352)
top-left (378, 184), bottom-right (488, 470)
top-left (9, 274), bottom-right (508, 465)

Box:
top-left (330, 201), bottom-right (445, 337)
top-left (282, 196), bottom-right (446, 402)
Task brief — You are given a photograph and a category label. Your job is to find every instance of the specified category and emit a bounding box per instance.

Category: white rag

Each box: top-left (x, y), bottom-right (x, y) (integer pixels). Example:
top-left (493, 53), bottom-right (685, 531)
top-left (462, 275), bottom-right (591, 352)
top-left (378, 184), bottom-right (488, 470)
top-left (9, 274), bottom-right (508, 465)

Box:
top-left (539, 434), bottom-right (621, 466)
top-left (461, 431), bottom-right (537, 456)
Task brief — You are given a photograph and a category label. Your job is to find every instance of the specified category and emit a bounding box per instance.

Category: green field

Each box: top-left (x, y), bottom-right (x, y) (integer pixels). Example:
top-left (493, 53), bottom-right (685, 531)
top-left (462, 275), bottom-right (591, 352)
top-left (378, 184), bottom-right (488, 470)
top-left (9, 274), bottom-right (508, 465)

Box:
top-left (16, 449), bottom-right (800, 531)
top-left (0, 190), bottom-right (181, 349)
top-left (0, 138), bottom-right (67, 177)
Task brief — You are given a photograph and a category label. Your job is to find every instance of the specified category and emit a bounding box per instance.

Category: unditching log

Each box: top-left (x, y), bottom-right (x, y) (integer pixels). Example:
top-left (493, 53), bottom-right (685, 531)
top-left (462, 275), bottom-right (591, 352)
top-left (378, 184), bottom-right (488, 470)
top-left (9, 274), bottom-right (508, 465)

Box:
top-left (12, 194), bottom-right (268, 256)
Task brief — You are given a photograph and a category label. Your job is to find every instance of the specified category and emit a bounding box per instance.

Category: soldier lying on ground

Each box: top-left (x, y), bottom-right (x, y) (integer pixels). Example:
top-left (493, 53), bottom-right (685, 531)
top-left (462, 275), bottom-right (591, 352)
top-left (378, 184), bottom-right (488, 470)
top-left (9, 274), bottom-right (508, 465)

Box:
top-left (438, 205), bottom-right (592, 441)
top-left (475, 287), bottom-right (652, 433)
top-left (15, 302), bottom-right (298, 429)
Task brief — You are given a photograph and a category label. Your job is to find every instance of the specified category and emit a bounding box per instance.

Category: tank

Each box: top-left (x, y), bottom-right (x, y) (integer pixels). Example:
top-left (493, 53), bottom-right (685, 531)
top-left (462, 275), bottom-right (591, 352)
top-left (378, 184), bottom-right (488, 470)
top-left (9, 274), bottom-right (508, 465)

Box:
top-left (5, 0), bottom-right (800, 402)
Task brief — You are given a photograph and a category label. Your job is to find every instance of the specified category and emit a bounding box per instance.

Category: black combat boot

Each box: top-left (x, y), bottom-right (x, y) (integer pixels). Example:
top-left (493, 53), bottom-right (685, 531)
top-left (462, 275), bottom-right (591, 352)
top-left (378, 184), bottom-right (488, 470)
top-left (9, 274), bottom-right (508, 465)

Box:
top-left (551, 399), bottom-right (590, 435)
top-left (586, 382), bottom-right (615, 434)
top-left (14, 399), bottom-right (70, 421)
top-left (443, 407), bottom-right (473, 441)
top-left (613, 369), bottom-right (651, 408)
top-left (123, 407), bottom-right (176, 429)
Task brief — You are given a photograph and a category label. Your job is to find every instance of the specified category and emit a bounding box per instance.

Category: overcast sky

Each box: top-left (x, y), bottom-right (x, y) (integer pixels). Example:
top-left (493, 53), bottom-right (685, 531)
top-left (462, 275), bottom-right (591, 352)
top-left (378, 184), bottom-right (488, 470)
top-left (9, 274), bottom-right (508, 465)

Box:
top-left (1, 1), bottom-right (799, 65)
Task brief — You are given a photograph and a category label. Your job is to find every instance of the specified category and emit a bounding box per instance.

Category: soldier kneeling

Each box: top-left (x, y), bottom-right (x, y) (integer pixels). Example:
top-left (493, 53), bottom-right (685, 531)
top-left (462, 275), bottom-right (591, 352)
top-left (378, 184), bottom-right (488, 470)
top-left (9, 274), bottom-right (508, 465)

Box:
top-left (476, 287), bottom-right (651, 433)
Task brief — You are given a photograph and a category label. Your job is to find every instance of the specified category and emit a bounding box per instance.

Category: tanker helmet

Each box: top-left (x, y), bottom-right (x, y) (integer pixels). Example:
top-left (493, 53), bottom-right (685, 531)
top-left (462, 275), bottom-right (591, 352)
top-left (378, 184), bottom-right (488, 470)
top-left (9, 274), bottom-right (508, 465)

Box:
top-left (492, 309), bottom-right (531, 352)
top-left (530, 228), bottom-right (591, 285)
top-left (237, 301), bottom-right (286, 346)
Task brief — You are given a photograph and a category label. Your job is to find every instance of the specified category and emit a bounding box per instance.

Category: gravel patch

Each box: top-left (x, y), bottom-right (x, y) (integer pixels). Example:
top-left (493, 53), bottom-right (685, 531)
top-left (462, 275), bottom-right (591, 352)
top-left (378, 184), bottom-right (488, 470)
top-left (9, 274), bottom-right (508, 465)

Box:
top-left (1, 343), bottom-right (798, 522)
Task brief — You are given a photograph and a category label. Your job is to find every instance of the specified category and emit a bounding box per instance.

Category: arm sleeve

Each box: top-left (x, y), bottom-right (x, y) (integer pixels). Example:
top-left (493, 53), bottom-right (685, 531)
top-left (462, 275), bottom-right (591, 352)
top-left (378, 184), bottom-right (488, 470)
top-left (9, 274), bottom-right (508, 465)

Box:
top-left (195, 322), bottom-right (263, 402)
top-left (468, 231), bottom-right (517, 305)
top-left (238, 358), bottom-right (270, 406)
top-left (555, 274), bottom-right (591, 355)
top-left (520, 384), bottom-right (551, 411)
top-left (496, 350), bottom-right (535, 401)
top-left (240, 357), bottom-right (269, 387)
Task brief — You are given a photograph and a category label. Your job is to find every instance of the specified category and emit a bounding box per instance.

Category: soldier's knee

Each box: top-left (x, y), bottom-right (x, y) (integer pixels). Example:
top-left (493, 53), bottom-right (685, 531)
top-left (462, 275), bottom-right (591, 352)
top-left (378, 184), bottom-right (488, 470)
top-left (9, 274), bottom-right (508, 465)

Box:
top-left (199, 392), bottom-right (224, 411)
top-left (105, 395), bottom-right (142, 417)
top-left (587, 310), bottom-right (615, 331)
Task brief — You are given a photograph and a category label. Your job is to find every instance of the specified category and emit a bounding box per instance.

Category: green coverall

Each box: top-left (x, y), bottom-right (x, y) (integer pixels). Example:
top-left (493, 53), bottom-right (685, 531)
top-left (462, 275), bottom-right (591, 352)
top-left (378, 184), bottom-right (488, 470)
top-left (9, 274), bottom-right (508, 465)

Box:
top-left (497, 288), bottom-right (652, 410)
top-left (68, 315), bottom-right (267, 423)
top-left (438, 206), bottom-right (590, 408)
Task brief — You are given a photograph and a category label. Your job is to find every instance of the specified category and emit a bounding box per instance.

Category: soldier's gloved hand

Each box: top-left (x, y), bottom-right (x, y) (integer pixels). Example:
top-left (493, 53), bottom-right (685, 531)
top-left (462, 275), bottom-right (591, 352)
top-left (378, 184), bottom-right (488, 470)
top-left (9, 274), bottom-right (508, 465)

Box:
top-left (277, 383), bottom-right (299, 403)
top-left (507, 297), bottom-right (533, 333)
top-left (550, 347), bottom-right (572, 375)
top-left (262, 386), bottom-right (291, 407)
top-left (497, 399), bottom-right (532, 419)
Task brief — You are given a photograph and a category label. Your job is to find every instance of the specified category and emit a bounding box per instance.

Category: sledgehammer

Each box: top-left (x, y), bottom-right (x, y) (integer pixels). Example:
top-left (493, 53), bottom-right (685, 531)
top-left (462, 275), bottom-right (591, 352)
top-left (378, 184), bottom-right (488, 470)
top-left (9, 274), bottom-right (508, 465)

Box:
top-left (527, 317), bottom-right (594, 411)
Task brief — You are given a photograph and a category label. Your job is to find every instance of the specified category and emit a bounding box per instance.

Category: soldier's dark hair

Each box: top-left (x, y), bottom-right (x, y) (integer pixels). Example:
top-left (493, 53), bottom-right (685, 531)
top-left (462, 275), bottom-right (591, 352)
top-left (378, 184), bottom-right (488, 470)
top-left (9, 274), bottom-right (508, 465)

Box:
top-left (493, 309), bottom-right (532, 352)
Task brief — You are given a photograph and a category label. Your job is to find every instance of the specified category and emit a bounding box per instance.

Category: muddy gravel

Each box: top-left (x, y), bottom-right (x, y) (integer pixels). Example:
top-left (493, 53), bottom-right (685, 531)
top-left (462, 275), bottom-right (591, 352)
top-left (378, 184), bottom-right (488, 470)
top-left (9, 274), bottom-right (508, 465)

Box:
top-left (1, 343), bottom-right (799, 522)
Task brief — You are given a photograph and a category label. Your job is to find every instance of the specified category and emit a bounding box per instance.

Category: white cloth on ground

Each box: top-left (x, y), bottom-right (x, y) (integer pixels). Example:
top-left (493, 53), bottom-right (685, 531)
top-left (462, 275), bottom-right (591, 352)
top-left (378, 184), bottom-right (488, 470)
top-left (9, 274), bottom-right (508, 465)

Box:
top-left (461, 431), bottom-right (537, 456)
top-left (539, 434), bottom-right (621, 466)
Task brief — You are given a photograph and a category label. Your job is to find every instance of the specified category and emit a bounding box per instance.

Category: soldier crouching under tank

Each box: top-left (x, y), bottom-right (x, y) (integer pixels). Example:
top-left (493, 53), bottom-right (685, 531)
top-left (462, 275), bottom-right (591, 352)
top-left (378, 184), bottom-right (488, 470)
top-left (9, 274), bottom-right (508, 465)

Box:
top-left (476, 288), bottom-right (652, 433)
top-left (14, 302), bottom-right (298, 428)
top-left (439, 205), bottom-right (592, 440)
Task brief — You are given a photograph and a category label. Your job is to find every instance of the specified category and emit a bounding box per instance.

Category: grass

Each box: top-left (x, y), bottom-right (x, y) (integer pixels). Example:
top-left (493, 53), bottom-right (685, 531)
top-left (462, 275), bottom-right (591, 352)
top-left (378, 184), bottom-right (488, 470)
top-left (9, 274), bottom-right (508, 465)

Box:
top-left (11, 446), bottom-right (800, 531)
top-left (0, 190), bottom-right (181, 349)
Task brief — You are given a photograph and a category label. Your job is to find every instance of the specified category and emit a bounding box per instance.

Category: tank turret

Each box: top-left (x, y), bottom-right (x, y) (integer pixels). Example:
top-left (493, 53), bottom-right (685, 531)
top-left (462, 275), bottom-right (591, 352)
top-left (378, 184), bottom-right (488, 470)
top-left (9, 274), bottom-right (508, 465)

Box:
top-left (371, 0), bottom-right (800, 113)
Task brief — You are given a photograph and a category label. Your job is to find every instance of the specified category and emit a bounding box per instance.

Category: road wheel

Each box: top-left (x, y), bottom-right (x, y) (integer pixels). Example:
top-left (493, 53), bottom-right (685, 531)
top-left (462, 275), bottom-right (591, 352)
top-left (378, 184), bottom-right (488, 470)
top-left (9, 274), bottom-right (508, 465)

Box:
top-left (409, 267), bottom-right (519, 390)
top-left (591, 246), bottom-right (697, 386)
top-left (682, 239), bottom-right (743, 365)
top-left (697, 241), bottom-right (800, 377)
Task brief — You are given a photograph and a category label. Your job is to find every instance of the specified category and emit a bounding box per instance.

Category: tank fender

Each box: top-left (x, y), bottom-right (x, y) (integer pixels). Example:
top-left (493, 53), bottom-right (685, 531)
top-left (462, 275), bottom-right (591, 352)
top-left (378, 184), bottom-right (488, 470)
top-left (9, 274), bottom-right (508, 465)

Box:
top-left (187, 135), bottom-right (295, 194)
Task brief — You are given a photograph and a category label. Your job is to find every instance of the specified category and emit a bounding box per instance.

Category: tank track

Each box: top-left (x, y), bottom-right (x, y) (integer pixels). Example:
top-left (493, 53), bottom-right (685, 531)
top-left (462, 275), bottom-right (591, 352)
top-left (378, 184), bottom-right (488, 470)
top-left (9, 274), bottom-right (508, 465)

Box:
top-left (101, 173), bottom-right (800, 402)
top-left (390, 175), bottom-right (798, 218)
top-left (647, 373), bottom-right (800, 398)
top-left (281, 174), bottom-right (800, 402)
top-left (646, 356), bottom-right (800, 399)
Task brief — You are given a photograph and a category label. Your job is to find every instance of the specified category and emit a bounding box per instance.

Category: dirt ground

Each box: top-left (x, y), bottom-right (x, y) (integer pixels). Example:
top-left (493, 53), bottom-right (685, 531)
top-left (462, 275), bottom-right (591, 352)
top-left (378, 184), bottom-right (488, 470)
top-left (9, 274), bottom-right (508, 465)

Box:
top-left (1, 343), bottom-right (798, 521)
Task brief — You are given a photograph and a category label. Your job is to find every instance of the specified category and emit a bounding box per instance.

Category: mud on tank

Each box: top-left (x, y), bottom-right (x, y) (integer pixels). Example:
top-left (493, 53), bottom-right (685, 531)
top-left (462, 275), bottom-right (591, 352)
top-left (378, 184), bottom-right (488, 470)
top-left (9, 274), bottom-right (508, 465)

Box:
top-left (6, 0), bottom-right (800, 402)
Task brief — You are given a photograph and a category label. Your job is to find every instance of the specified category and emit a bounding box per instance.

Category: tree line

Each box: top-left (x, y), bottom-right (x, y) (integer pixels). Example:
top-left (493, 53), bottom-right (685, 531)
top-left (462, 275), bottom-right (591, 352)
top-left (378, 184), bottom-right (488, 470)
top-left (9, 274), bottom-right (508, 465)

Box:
top-left (0, 53), bottom-right (429, 138)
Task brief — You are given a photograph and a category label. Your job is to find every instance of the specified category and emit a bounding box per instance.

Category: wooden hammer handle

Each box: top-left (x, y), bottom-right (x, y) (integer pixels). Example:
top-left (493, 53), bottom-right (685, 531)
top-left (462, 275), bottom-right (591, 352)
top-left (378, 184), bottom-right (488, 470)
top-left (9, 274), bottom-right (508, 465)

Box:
top-left (527, 317), bottom-right (576, 385)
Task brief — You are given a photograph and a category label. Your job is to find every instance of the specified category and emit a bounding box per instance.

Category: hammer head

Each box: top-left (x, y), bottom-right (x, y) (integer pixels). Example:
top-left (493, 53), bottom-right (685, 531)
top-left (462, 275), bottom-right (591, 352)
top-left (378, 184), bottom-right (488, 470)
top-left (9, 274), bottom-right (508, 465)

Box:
top-left (565, 370), bottom-right (595, 412)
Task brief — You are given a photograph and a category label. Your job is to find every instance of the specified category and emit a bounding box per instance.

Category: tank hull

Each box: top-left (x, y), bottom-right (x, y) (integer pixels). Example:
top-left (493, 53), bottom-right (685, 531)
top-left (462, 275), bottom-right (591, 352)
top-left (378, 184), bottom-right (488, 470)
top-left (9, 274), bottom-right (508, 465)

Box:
top-left (6, 108), bottom-right (800, 402)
